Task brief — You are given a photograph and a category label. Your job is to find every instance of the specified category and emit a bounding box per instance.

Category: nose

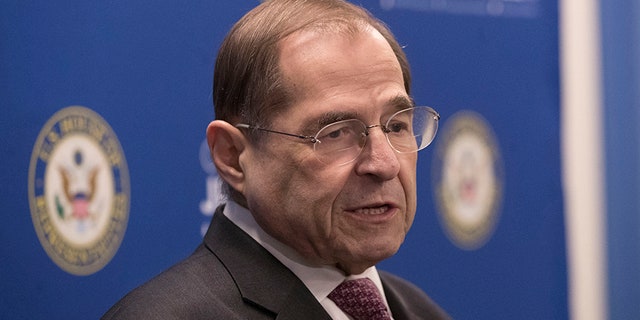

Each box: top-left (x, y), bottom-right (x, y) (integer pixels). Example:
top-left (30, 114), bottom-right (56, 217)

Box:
top-left (353, 126), bottom-right (401, 180)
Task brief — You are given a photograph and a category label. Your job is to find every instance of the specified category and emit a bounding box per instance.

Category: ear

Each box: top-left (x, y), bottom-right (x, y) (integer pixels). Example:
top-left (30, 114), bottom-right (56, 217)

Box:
top-left (206, 120), bottom-right (247, 194)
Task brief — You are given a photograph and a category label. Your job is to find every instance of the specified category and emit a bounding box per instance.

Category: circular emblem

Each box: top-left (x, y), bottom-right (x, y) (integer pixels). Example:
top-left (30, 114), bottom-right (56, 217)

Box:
top-left (432, 110), bottom-right (503, 250)
top-left (28, 106), bottom-right (130, 275)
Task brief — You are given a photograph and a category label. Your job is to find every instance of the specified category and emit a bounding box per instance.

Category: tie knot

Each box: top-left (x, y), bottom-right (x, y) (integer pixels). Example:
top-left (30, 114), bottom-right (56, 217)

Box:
top-left (328, 278), bottom-right (392, 320)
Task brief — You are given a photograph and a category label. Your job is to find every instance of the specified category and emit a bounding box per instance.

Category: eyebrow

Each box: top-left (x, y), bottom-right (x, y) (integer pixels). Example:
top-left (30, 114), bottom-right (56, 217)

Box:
top-left (311, 110), bottom-right (360, 132)
top-left (388, 95), bottom-right (416, 111)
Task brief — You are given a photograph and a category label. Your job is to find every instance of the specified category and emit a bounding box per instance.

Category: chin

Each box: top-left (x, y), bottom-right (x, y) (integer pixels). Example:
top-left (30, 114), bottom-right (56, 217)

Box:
top-left (339, 250), bottom-right (398, 275)
top-left (359, 243), bottom-right (402, 264)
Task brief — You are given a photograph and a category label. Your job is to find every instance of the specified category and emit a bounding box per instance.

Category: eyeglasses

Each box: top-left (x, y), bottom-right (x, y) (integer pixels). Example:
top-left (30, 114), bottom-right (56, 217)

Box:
top-left (236, 106), bottom-right (440, 166)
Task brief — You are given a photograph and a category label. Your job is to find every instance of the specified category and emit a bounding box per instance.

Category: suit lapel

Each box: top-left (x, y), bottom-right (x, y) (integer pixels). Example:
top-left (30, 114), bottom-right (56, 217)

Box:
top-left (381, 271), bottom-right (451, 320)
top-left (204, 208), bottom-right (331, 320)
top-left (381, 272), bottom-right (418, 320)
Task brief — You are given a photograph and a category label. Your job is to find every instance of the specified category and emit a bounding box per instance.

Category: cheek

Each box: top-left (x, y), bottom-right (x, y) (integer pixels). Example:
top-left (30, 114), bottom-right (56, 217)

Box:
top-left (399, 156), bottom-right (418, 220)
top-left (283, 166), bottom-right (357, 243)
top-left (256, 165), bottom-right (354, 261)
top-left (288, 165), bottom-right (353, 219)
top-left (246, 150), bottom-right (352, 230)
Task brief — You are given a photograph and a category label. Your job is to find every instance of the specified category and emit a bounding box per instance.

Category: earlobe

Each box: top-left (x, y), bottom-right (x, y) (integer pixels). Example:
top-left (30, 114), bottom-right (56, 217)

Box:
top-left (206, 120), bottom-right (246, 193)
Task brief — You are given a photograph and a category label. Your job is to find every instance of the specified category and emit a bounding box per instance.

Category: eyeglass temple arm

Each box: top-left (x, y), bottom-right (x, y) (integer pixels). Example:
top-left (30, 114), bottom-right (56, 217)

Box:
top-left (236, 124), bottom-right (316, 142)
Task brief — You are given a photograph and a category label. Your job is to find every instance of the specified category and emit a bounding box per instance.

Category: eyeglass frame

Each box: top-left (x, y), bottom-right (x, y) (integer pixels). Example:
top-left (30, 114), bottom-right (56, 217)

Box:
top-left (235, 106), bottom-right (440, 164)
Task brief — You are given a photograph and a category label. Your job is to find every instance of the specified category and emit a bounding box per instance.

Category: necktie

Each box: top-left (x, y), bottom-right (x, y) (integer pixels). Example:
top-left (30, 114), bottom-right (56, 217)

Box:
top-left (328, 278), bottom-right (392, 320)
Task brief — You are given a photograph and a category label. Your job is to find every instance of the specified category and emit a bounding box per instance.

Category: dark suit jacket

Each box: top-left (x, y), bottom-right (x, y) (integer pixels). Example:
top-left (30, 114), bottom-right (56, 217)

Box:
top-left (102, 206), bottom-right (450, 319)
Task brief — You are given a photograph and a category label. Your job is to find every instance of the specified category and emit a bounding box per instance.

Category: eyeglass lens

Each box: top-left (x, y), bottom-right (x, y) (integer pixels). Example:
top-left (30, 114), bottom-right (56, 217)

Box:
top-left (313, 106), bottom-right (439, 165)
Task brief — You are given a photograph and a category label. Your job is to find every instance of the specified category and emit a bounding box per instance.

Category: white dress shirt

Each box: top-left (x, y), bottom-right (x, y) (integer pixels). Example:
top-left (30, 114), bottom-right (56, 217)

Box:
top-left (222, 201), bottom-right (394, 320)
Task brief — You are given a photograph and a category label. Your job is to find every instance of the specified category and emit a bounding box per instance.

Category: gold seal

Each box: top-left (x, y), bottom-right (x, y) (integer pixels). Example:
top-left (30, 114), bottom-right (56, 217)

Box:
top-left (432, 111), bottom-right (503, 250)
top-left (28, 106), bottom-right (130, 275)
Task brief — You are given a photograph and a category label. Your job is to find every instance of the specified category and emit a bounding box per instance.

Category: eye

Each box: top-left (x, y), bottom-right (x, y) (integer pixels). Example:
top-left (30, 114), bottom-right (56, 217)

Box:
top-left (326, 128), bottom-right (344, 139)
top-left (319, 125), bottom-right (354, 140)
top-left (315, 120), bottom-right (362, 144)
top-left (387, 120), bottom-right (410, 134)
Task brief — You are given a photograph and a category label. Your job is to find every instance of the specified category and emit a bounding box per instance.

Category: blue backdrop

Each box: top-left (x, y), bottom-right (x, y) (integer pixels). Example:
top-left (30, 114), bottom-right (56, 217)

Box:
top-left (1, 1), bottom-right (566, 319)
top-left (601, 1), bottom-right (640, 318)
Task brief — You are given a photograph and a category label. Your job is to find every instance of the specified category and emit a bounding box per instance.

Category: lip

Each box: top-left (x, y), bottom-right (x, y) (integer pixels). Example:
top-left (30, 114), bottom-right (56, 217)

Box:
top-left (343, 203), bottom-right (399, 222)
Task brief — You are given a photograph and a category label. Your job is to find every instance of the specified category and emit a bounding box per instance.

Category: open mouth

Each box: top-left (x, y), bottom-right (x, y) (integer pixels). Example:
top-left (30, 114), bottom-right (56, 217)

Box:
top-left (351, 205), bottom-right (389, 215)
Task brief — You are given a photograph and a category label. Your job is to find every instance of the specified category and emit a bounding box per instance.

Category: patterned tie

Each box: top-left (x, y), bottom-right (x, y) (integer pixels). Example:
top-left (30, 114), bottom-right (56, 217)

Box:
top-left (328, 278), bottom-right (392, 320)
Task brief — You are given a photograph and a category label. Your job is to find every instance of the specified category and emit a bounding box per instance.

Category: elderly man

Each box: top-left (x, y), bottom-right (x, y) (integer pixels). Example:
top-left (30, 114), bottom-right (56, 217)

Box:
top-left (103, 0), bottom-right (449, 319)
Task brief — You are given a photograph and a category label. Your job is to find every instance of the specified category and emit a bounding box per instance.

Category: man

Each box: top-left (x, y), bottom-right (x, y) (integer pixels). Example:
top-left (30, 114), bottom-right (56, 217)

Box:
top-left (103, 0), bottom-right (449, 319)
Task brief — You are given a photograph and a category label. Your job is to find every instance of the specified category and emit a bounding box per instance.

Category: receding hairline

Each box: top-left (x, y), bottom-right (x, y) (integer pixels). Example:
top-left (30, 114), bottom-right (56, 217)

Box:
top-left (276, 25), bottom-right (400, 102)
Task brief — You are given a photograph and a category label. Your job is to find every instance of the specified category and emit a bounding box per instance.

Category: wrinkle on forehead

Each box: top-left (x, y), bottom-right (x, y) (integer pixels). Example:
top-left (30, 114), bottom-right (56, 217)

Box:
top-left (278, 28), bottom-right (402, 100)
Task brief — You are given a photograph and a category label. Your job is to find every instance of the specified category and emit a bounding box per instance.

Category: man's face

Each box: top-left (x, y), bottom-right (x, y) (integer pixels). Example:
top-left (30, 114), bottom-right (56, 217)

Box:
top-left (240, 27), bottom-right (417, 275)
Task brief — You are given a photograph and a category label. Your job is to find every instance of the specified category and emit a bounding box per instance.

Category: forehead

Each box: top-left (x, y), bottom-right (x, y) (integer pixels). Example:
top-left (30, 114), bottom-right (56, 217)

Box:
top-left (277, 28), bottom-right (407, 127)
